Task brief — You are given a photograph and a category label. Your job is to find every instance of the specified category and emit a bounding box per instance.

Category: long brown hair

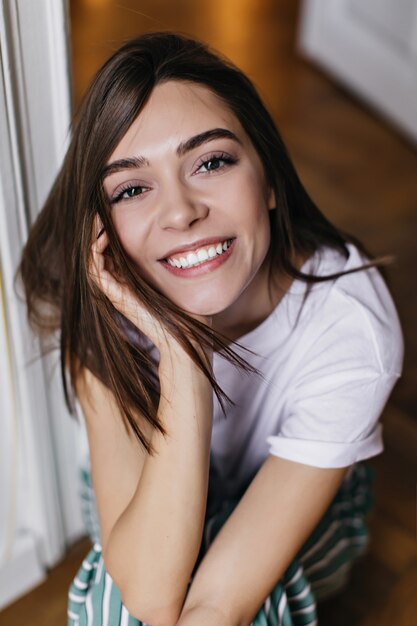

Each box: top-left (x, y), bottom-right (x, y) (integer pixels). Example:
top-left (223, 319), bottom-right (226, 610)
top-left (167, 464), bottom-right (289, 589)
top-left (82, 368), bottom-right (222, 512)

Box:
top-left (17, 32), bottom-right (394, 454)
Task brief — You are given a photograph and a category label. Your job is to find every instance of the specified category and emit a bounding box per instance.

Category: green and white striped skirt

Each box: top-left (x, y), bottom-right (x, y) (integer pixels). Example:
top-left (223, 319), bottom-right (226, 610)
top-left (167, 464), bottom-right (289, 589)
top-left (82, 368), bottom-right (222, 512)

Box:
top-left (68, 462), bottom-right (374, 626)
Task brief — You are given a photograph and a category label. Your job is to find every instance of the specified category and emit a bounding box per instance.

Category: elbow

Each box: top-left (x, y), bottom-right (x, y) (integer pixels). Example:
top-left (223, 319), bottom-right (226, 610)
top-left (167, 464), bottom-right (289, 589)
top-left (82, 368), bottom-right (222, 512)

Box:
top-left (102, 546), bottom-right (183, 625)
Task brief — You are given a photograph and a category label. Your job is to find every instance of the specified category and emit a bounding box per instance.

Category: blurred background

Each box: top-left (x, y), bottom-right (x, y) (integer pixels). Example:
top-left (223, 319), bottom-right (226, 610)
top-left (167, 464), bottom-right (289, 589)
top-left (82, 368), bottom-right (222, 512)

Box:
top-left (0, 0), bottom-right (416, 624)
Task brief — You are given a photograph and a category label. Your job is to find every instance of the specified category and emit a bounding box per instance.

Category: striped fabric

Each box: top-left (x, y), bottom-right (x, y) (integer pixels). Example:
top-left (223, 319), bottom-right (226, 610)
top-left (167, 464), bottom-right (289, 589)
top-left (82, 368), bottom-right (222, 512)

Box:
top-left (68, 463), bottom-right (374, 626)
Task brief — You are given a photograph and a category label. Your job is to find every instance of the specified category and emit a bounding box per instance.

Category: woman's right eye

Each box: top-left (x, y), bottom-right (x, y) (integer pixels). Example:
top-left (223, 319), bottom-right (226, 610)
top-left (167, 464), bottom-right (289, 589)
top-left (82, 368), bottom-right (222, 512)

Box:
top-left (111, 184), bottom-right (148, 204)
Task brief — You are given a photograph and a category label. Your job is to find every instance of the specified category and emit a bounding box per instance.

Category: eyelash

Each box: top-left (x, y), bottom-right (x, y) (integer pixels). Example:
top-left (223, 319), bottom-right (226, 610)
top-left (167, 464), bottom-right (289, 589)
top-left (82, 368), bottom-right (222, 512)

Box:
top-left (110, 182), bottom-right (148, 205)
top-left (194, 152), bottom-right (238, 174)
top-left (110, 152), bottom-right (239, 205)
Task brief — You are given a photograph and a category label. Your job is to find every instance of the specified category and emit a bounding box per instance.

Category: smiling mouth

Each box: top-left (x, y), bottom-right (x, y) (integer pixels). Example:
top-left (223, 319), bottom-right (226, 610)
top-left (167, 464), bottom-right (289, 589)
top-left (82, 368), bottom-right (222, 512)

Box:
top-left (163, 238), bottom-right (234, 269)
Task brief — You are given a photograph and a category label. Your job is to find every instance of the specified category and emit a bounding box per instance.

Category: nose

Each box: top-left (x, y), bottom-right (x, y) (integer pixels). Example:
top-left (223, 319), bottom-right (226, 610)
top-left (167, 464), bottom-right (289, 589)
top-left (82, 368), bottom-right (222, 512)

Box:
top-left (157, 182), bottom-right (209, 231)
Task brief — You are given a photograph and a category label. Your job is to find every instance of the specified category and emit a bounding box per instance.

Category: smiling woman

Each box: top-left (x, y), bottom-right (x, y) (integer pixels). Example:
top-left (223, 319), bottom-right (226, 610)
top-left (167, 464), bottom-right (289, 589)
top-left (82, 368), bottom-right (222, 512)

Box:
top-left (17, 32), bottom-right (404, 626)
top-left (103, 81), bottom-right (275, 320)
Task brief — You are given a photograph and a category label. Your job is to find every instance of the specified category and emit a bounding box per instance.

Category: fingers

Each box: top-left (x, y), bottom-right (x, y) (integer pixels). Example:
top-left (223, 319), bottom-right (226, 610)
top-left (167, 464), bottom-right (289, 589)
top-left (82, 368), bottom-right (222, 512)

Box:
top-left (89, 219), bottom-right (127, 305)
top-left (87, 215), bottom-right (168, 347)
top-left (90, 215), bottom-right (106, 280)
top-left (95, 228), bottom-right (109, 256)
top-left (89, 217), bottom-right (109, 289)
top-left (93, 214), bottom-right (104, 241)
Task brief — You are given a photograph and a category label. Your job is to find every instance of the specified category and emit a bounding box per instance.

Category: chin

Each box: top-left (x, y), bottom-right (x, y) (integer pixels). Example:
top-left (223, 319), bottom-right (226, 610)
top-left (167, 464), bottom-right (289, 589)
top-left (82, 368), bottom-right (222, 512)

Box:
top-left (182, 303), bottom-right (228, 317)
top-left (177, 295), bottom-right (234, 318)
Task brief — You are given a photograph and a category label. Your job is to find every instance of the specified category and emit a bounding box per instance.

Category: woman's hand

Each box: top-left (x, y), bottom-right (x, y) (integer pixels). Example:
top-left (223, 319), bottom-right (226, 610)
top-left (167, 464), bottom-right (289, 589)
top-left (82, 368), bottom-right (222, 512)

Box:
top-left (89, 216), bottom-right (212, 361)
top-left (89, 223), bottom-right (168, 349)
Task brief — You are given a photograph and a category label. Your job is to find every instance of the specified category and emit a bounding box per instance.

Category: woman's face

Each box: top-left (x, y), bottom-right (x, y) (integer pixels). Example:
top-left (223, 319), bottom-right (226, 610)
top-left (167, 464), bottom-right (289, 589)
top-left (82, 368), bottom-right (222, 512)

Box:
top-left (103, 80), bottom-right (275, 320)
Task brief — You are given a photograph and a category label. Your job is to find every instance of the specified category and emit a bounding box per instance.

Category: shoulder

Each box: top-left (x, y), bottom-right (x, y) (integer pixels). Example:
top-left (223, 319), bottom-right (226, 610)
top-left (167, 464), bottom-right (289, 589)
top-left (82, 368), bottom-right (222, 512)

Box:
top-left (73, 363), bottom-right (118, 424)
top-left (295, 243), bottom-right (404, 378)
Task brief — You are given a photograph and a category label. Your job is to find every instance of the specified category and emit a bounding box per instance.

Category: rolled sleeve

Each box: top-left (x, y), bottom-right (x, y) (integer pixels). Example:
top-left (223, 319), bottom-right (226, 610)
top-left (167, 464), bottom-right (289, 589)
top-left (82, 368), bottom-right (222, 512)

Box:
top-left (266, 423), bottom-right (384, 468)
top-left (266, 366), bottom-right (400, 469)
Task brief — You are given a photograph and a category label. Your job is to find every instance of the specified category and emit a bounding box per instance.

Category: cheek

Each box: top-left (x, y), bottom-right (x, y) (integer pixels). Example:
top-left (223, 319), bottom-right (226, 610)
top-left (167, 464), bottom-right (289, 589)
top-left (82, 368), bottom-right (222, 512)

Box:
top-left (234, 171), bottom-right (272, 231)
top-left (112, 211), bottom-right (147, 263)
top-left (241, 175), bottom-right (273, 258)
top-left (237, 164), bottom-right (270, 206)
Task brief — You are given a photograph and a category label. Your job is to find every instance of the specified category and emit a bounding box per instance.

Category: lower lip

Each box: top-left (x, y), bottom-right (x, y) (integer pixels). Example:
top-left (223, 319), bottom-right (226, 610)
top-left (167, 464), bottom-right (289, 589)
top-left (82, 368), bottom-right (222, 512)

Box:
top-left (159, 239), bottom-right (236, 278)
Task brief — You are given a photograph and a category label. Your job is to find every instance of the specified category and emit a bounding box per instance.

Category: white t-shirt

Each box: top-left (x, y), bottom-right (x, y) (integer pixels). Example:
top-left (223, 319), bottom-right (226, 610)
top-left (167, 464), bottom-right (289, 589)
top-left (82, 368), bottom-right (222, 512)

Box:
top-left (209, 242), bottom-right (404, 502)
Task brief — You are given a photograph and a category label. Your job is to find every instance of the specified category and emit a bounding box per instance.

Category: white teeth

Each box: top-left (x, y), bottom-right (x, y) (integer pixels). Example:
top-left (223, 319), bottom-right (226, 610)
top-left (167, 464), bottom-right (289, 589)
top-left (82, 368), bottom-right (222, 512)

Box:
top-left (166, 239), bottom-right (233, 269)
top-left (197, 248), bottom-right (209, 262)
top-left (187, 252), bottom-right (198, 265)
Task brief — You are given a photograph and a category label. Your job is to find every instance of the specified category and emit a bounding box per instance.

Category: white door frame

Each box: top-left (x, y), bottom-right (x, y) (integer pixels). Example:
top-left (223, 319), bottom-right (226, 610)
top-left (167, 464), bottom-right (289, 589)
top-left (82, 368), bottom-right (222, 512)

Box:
top-left (0, 0), bottom-right (86, 610)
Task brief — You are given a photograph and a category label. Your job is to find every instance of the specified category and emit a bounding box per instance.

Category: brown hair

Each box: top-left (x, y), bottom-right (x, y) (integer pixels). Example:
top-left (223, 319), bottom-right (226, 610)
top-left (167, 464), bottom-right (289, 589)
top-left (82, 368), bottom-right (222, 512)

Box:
top-left (17, 32), bottom-right (394, 454)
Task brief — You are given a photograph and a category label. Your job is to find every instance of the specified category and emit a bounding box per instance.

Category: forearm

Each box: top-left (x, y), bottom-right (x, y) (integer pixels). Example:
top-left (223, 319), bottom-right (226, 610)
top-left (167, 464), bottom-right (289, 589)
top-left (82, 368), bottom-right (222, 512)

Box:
top-left (176, 604), bottom-right (235, 626)
top-left (104, 345), bottom-right (213, 621)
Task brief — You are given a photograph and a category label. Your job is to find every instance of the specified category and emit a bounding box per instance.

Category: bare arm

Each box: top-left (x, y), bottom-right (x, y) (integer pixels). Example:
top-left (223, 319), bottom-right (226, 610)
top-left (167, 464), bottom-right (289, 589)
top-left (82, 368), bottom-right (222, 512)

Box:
top-left (104, 345), bottom-right (213, 624)
top-left (176, 457), bottom-right (349, 626)
top-left (86, 223), bottom-right (214, 625)
top-left (75, 367), bottom-right (153, 553)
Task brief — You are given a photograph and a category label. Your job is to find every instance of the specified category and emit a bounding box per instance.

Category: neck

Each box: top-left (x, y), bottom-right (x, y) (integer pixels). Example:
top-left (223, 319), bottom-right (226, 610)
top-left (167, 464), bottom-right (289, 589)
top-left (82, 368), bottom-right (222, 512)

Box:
top-left (212, 251), bottom-right (307, 344)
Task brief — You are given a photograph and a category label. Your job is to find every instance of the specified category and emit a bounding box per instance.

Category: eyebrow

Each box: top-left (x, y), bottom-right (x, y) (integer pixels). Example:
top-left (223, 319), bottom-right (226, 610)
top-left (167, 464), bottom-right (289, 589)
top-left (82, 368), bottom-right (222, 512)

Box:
top-left (101, 128), bottom-right (241, 179)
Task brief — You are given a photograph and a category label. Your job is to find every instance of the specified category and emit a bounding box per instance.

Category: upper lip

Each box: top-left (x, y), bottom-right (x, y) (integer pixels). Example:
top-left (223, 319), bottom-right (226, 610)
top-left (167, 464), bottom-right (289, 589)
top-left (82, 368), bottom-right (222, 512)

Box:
top-left (160, 236), bottom-right (235, 260)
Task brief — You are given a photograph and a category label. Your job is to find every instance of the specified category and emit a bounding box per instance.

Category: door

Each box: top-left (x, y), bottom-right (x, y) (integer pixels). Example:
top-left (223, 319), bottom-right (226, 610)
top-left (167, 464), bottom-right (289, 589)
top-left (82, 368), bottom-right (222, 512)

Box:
top-left (298, 0), bottom-right (417, 143)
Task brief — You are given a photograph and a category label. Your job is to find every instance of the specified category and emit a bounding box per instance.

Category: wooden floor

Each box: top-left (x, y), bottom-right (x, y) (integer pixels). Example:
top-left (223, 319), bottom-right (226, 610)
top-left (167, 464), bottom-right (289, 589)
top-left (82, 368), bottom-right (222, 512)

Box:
top-left (2, 0), bottom-right (416, 623)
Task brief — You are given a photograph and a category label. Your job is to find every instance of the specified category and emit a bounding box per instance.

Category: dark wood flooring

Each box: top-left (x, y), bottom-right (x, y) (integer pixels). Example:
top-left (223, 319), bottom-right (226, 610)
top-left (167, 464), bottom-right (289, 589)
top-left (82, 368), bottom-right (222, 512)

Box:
top-left (2, 0), bottom-right (416, 623)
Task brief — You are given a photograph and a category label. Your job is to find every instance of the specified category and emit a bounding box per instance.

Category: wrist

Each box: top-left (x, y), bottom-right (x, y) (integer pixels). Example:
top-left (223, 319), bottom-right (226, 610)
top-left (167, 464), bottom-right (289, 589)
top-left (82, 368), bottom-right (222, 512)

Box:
top-left (158, 340), bottom-right (213, 381)
top-left (157, 342), bottom-right (214, 417)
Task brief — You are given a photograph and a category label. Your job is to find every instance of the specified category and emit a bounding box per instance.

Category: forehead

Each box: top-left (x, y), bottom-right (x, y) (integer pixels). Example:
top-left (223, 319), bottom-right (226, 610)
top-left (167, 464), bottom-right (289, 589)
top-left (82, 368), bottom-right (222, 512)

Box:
top-left (108, 80), bottom-right (245, 161)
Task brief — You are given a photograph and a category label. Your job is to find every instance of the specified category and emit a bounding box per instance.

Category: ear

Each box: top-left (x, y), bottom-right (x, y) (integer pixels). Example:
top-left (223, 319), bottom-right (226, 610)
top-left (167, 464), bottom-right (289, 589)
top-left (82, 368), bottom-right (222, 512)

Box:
top-left (267, 187), bottom-right (276, 210)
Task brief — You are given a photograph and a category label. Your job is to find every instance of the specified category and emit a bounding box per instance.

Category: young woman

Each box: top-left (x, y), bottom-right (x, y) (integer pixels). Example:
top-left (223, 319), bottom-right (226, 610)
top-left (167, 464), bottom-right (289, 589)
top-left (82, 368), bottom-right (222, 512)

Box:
top-left (18, 32), bottom-right (404, 626)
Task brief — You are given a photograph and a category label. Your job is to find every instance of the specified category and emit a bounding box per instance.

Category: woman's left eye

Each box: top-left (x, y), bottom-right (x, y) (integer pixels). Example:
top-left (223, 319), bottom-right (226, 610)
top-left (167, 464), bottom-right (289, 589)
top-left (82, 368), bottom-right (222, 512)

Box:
top-left (195, 154), bottom-right (238, 174)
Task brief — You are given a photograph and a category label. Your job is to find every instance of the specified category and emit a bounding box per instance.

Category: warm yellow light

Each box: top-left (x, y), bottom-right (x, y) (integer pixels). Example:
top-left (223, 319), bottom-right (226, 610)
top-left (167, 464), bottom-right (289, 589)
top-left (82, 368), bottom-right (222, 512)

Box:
top-left (81, 0), bottom-right (113, 8)
top-left (204, 0), bottom-right (262, 71)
